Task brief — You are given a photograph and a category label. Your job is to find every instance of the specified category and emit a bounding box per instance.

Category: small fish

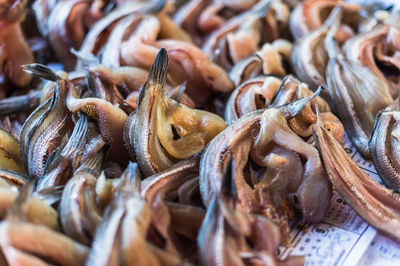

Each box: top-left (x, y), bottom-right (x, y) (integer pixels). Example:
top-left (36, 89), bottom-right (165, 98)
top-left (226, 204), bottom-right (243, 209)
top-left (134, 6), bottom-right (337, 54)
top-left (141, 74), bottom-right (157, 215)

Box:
top-left (198, 156), bottom-right (303, 265)
top-left (134, 48), bottom-right (226, 177)
top-left (314, 105), bottom-right (400, 242)
top-left (369, 98), bottom-right (400, 189)
top-left (20, 64), bottom-right (73, 179)
top-left (66, 80), bottom-right (129, 165)
top-left (0, 90), bottom-right (41, 116)
top-left (324, 9), bottom-right (393, 158)
top-left (37, 113), bottom-right (89, 190)
top-left (87, 162), bottom-right (181, 266)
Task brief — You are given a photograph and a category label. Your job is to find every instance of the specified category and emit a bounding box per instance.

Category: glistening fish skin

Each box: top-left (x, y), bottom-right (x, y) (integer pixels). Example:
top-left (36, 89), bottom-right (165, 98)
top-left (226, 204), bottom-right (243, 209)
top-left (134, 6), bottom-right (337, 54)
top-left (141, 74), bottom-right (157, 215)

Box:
top-left (197, 156), bottom-right (304, 266)
top-left (324, 10), bottom-right (393, 158)
top-left (291, 8), bottom-right (335, 91)
top-left (66, 78), bottom-right (129, 165)
top-left (37, 113), bottom-right (89, 191)
top-left (134, 48), bottom-right (172, 177)
top-left (0, 169), bottom-right (28, 186)
top-left (314, 109), bottom-right (400, 242)
top-left (76, 0), bottom-right (166, 69)
top-left (141, 153), bottom-right (200, 203)
top-left (369, 99), bottom-right (400, 189)
top-left (0, 0), bottom-right (34, 92)
top-left (19, 64), bottom-right (72, 179)
top-left (134, 48), bottom-right (226, 177)
top-left (0, 182), bottom-right (88, 265)
top-left (59, 146), bottom-right (106, 245)
top-left (86, 162), bottom-right (181, 266)
top-left (200, 90), bottom-right (331, 224)
top-left (343, 24), bottom-right (396, 97)
top-left (0, 91), bottom-right (41, 116)
top-left (224, 76), bottom-right (282, 125)
top-left (0, 128), bottom-right (24, 173)
top-left (59, 169), bottom-right (101, 245)
top-left (4, 0), bottom-right (400, 264)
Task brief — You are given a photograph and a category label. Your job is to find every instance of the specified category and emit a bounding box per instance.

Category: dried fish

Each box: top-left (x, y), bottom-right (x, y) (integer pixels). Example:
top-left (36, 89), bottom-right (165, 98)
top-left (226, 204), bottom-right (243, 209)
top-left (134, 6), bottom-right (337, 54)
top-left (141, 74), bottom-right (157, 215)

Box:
top-left (201, 95), bottom-right (331, 225)
top-left (289, 0), bottom-right (360, 40)
top-left (66, 79), bottom-right (129, 165)
top-left (59, 148), bottom-right (106, 245)
top-left (369, 99), bottom-right (400, 189)
top-left (202, 0), bottom-right (278, 70)
top-left (34, 185), bottom-right (63, 206)
top-left (0, 0), bottom-right (399, 264)
top-left (252, 107), bottom-right (331, 223)
top-left (173, 0), bottom-right (209, 45)
top-left (291, 6), bottom-right (343, 91)
top-left (0, 90), bottom-right (41, 116)
top-left (225, 74), bottom-right (335, 140)
top-left (229, 39), bottom-right (291, 86)
top-left (81, 122), bottom-right (107, 162)
top-left (0, 169), bottom-right (28, 186)
top-left (314, 108), bottom-right (400, 242)
top-left (0, 128), bottom-right (24, 173)
top-left (134, 48), bottom-right (226, 177)
top-left (123, 111), bottom-right (137, 162)
top-left (198, 157), bottom-right (304, 265)
top-left (47, 0), bottom-right (93, 70)
top-left (100, 14), bottom-right (147, 68)
top-left (141, 154), bottom-right (203, 259)
top-left (325, 12), bottom-right (393, 158)
top-left (270, 76), bottom-right (332, 138)
top-left (19, 64), bottom-right (72, 179)
top-left (0, 184), bottom-right (88, 265)
top-left (374, 13), bottom-right (400, 94)
top-left (199, 109), bottom-right (261, 209)
top-left (0, 183), bottom-right (59, 230)
top-left (87, 162), bottom-right (181, 266)
top-left (157, 6), bottom-right (193, 43)
top-left (225, 76), bottom-right (282, 124)
top-left (343, 24), bottom-right (398, 97)
top-left (177, 177), bottom-right (200, 205)
top-left (166, 201), bottom-right (204, 241)
top-left (90, 65), bottom-right (148, 94)
top-left (0, 115), bottom-right (25, 140)
top-left (0, 0), bottom-right (34, 94)
top-left (37, 113), bottom-right (89, 190)
top-left (80, 61), bottom-right (194, 111)
top-left (141, 153), bottom-right (200, 203)
top-left (121, 27), bottom-right (234, 106)
top-left (77, 0), bottom-right (166, 68)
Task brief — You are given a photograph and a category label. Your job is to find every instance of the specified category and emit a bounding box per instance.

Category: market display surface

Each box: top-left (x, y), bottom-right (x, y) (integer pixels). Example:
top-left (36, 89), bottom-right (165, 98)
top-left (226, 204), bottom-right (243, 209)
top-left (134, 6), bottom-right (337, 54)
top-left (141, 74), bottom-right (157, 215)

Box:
top-left (0, 0), bottom-right (399, 265)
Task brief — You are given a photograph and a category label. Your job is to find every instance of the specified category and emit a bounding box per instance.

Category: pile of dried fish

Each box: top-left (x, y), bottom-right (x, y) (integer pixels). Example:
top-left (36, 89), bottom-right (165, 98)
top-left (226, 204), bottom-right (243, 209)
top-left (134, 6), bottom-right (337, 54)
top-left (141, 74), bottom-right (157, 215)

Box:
top-left (0, 0), bottom-right (400, 265)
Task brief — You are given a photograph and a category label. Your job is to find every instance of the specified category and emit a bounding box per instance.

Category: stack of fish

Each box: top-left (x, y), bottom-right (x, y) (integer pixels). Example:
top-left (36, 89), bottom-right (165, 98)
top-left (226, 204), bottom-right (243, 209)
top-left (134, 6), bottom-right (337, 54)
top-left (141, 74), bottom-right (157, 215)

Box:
top-left (0, 0), bottom-right (399, 265)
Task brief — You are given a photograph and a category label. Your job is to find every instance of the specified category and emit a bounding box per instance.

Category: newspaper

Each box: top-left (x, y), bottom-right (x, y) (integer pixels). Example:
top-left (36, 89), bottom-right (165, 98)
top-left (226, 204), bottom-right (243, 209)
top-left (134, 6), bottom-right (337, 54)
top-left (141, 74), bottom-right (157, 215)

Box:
top-left (278, 137), bottom-right (400, 265)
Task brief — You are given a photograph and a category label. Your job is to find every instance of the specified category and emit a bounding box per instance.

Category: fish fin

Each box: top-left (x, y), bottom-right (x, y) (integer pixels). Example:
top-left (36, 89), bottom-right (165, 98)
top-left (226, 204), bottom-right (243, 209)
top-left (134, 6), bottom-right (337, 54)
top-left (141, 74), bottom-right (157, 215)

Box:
top-left (117, 162), bottom-right (142, 196)
top-left (137, 48), bottom-right (169, 107)
top-left (169, 81), bottom-right (187, 103)
top-left (34, 185), bottom-right (63, 206)
top-left (277, 86), bottom-right (322, 119)
top-left (75, 144), bottom-right (108, 176)
top-left (62, 113), bottom-right (88, 157)
top-left (22, 64), bottom-right (62, 81)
